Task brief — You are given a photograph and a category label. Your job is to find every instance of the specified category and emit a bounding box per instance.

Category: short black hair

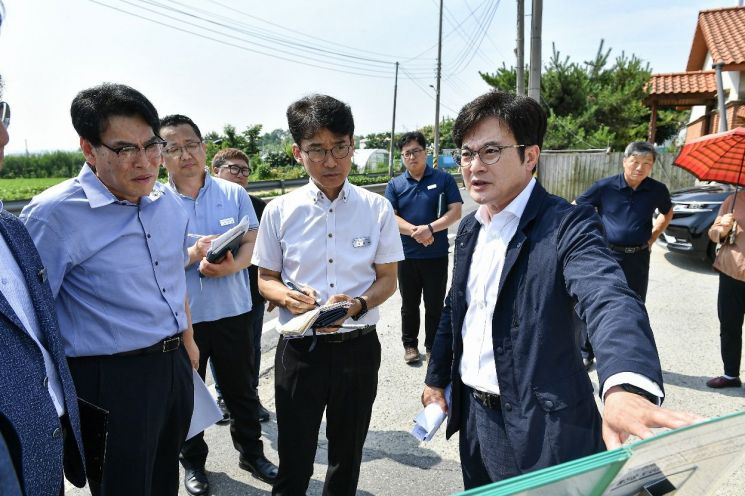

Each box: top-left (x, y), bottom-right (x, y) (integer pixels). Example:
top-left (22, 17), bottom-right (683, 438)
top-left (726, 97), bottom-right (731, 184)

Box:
top-left (286, 94), bottom-right (354, 144)
top-left (160, 114), bottom-right (202, 141)
top-left (452, 91), bottom-right (546, 161)
top-left (70, 83), bottom-right (160, 147)
top-left (624, 141), bottom-right (657, 161)
top-left (397, 131), bottom-right (426, 150)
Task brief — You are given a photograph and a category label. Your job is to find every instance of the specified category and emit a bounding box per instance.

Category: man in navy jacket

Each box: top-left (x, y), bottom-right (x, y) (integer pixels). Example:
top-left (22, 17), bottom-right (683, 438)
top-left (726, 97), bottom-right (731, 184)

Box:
top-left (0, 77), bottom-right (86, 495)
top-left (422, 91), bottom-right (700, 489)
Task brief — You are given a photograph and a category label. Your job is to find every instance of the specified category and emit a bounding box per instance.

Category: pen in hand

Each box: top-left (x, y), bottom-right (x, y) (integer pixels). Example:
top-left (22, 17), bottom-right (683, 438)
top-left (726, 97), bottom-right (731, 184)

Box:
top-left (285, 280), bottom-right (320, 307)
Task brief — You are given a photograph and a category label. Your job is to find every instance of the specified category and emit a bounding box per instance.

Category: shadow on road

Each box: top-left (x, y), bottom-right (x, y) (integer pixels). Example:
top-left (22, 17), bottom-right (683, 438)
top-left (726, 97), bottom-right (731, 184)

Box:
top-left (662, 251), bottom-right (716, 275)
top-left (205, 471), bottom-right (271, 495)
top-left (663, 369), bottom-right (745, 399)
top-left (362, 429), bottom-right (445, 469)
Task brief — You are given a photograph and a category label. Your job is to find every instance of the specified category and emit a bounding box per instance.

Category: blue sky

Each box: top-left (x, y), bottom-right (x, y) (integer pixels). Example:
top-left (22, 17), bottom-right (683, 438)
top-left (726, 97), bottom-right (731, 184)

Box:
top-left (0, 0), bottom-right (727, 154)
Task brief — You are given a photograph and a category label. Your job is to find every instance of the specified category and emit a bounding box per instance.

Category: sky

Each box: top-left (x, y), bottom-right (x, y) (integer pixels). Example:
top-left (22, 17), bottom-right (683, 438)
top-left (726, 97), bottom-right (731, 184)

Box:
top-left (0, 0), bottom-right (731, 154)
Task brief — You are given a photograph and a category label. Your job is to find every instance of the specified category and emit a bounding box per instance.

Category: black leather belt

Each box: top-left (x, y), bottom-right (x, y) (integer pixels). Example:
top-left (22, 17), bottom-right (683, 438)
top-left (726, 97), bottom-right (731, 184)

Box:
top-left (315, 325), bottom-right (376, 344)
top-left (472, 389), bottom-right (501, 410)
top-left (608, 243), bottom-right (648, 254)
top-left (112, 333), bottom-right (184, 357)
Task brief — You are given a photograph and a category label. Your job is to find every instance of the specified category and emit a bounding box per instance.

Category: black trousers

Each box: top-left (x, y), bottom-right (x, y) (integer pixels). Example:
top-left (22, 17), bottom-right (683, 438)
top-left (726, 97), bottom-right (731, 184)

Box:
top-left (611, 248), bottom-right (651, 302)
top-left (68, 346), bottom-right (193, 496)
top-left (398, 256), bottom-right (449, 351)
top-left (273, 330), bottom-right (381, 496)
top-left (181, 311), bottom-right (263, 470)
top-left (718, 273), bottom-right (745, 377)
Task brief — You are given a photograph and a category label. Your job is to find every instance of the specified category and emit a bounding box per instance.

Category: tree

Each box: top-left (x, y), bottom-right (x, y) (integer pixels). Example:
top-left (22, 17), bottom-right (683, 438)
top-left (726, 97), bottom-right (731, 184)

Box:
top-left (420, 118), bottom-right (456, 150)
top-left (479, 41), bottom-right (689, 150)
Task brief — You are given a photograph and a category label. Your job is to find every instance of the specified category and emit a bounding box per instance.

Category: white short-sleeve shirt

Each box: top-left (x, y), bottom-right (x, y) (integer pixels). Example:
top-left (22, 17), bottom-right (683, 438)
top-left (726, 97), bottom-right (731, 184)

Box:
top-left (252, 179), bottom-right (404, 328)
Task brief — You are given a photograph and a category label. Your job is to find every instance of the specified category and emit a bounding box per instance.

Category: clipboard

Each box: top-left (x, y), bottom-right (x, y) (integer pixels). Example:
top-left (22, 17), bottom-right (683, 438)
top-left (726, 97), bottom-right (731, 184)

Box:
top-left (206, 215), bottom-right (251, 263)
top-left (436, 192), bottom-right (448, 218)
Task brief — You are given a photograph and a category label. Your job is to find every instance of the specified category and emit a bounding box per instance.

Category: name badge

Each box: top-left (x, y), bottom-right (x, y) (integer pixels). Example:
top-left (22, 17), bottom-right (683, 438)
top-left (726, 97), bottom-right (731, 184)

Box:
top-left (219, 217), bottom-right (235, 227)
top-left (352, 237), bottom-right (371, 248)
top-left (427, 184), bottom-right (437, 190)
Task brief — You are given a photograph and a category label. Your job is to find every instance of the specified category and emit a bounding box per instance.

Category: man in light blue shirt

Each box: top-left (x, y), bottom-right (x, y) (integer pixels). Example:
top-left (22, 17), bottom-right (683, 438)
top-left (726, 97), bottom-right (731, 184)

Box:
top-left (21, 83), bottom-right (199, 496)
top-left (160, 114), bottom-right (276, 495)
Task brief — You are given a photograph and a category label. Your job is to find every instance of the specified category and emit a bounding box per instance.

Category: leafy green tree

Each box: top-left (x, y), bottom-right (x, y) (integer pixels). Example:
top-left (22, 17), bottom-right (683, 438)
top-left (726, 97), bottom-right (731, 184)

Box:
top-left (420, 118), bottom-right (456, 150)
top-left (479, 41), bottom-right (688, 150)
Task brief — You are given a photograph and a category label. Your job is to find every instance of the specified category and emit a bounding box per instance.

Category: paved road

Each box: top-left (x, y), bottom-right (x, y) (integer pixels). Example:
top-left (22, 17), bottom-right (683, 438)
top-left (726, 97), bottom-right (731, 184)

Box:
top-left (66, 191), bottom-right (745, 495)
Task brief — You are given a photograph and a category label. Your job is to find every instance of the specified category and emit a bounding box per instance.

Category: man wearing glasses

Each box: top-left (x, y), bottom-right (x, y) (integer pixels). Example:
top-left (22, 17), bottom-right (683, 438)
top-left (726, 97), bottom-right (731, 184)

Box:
top-left (21, 83), bottom-right (199, 495)
top-left (252, 94), bottom-right (403, 495)
top-left (211, 148), bottom-right (271, 424)
top-left (421, 91), bottom-right (700, 489)
top-left (159, 116), bottom-right (276, 495)
top-left (0, 74), bottom-right (86, 494)
top-left (384, 131), bottom-right (462, 364)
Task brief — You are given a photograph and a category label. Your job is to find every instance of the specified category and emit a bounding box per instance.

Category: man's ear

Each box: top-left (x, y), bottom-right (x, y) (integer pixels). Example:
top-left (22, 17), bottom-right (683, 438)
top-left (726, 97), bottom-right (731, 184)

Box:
top-left (80, 137), bottom-right (97, 165)
top-left (292, 143), bottom-right (303, 164)
top-left (524, 144), bottom-right (540, 173)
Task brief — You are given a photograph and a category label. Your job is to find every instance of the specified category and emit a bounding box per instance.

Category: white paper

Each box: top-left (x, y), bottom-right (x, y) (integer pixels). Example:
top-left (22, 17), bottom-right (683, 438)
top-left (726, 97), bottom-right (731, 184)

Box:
top-left (209, 215), bottom-right (249, 254)
top-left (186, 368), bottom-right (224, 440)
top-left (411, 384), bottom-right (452, 442)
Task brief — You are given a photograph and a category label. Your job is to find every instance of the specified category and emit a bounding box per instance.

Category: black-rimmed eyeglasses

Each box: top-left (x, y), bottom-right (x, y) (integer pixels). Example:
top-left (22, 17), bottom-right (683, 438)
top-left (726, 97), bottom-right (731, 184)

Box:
top-left (453, 144), bottom-right (526, 167)
top-left (99, 138), bottom-right (167, 161)
top-left (0, 101), bottom-right (10, 129)
top-left (218, 164), bottom-right (252, 177)
top-left (402, 148), bottom-right (425, 159)
top-left (301, 144), bottom-right (352, 163)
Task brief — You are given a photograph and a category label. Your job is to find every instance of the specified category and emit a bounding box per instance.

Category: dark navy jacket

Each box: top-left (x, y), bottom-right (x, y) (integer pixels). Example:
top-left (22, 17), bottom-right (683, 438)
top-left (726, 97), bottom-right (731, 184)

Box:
top-left (0, 209), bottom-right (86, 495)
top-left (425, 182), bottom-right (663, 474)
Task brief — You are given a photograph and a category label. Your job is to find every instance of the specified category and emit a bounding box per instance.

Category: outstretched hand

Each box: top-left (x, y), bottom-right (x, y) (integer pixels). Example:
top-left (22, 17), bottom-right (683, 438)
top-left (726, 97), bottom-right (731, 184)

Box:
top-left (602, 386), bottom-right (705, 449)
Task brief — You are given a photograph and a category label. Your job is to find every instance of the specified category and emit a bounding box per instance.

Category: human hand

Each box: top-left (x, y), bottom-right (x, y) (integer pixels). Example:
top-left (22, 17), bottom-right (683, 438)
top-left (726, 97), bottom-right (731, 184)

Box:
top-left (421, 385), bottom-right (448, 414)
top-left (315, 293), bottom-right (354, 334)
top-left (284, 284), bottom-right (318, 315)
top-left (198, 250), bottom-right (239, 278)
top-left (411, 225), bottom-right (434, 246)
top-left (601, 386), bottom-right (704, 449)
top-left (720, 213), bottom-right (735, 233)
top-left (191, 234), bottom-right (217, 260)
top-left (184, 337), bottom-right (200, 369)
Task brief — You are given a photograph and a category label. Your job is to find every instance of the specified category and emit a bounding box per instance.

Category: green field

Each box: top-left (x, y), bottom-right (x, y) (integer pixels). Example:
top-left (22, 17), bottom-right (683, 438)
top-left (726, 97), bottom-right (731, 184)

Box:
top-left (0, 178), bottom-right (68, 201)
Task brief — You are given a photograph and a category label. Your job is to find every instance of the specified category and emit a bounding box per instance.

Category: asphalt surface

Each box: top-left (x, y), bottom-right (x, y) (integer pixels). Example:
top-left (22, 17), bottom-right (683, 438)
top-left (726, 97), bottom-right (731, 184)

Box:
top-left (65, 191), bottom-right (745, 495)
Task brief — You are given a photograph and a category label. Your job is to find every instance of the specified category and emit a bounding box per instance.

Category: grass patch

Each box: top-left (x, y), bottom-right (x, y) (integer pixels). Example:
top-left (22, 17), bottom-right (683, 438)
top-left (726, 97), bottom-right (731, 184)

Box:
top-left (0, 177), bottom-right (69, 201)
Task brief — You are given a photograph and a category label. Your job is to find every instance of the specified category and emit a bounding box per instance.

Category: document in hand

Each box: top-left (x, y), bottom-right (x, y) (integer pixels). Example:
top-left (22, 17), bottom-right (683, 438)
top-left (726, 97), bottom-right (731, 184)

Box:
top-left (277, 301), bottom-right (353, 337)
top-left (456, 409), bottom-right (745, 496)
top-left (206, 215), bottom-right (252, 263)
top-left (411, 383), bottom-right (452, 442)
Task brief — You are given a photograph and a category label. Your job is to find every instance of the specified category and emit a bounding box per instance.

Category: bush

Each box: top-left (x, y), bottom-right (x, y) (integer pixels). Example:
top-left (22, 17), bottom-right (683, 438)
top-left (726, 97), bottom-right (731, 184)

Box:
top-left (1, 151), bottom-right (83, 178)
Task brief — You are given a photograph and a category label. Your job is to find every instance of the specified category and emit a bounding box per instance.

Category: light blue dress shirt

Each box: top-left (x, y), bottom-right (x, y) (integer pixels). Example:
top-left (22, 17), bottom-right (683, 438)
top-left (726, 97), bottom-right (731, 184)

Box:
top-left (165, 173), bottom-right (258, 324)
top-left (0, 201), bottom-right (65, 416)
top-left (20, 164), bottom-right (190, 357)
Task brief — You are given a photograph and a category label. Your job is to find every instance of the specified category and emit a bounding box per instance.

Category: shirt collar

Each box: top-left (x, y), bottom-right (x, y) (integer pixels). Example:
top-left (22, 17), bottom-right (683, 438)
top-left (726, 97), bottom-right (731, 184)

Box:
top-left (306, 177), bottom-right (351, 204)
top-left (404, 164), bottom-right (434, 181)
top-left (80, 162), bottom-right (163, 208)
top-left (475, 177), bottom-right (536, 228)
top-left (168, 167), bottom-right (211, 199)
top-left (617, 173), bottom-right (651, 191)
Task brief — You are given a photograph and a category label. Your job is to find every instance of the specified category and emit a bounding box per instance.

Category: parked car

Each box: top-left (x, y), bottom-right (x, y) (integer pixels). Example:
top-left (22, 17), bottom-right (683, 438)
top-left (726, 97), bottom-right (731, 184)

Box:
top-left (656, 182), bottom-right (736, 262)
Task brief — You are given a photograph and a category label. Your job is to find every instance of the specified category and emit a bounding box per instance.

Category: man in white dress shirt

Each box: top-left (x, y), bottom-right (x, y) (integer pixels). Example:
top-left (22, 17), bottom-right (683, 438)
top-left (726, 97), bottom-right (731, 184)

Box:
top-left (252, 94), bottom-right (403, 495)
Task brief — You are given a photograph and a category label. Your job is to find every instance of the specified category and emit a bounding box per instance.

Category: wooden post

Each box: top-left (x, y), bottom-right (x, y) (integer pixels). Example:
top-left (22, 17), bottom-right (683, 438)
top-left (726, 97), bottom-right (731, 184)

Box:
top-left (648, 101), bottom-right (658, 144)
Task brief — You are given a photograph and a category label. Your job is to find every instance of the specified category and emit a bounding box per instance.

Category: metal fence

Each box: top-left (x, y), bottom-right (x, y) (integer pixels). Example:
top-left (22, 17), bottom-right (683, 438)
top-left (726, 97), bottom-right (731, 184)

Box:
top-left (538, 151), bottom-right (695, 202)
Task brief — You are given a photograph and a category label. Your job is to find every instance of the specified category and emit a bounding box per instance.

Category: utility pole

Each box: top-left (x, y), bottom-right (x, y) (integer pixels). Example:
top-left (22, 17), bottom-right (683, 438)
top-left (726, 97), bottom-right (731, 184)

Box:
top-left (528, 0), bottom-right (542, 102)
top-left (713, 62), bottom-right (728, 132)
top-left (433, 0), bottom-right (444, 168)
top-left (516, 0), bottom-right (525, 95)
top-left (388, 61), bottom-right (399, 176)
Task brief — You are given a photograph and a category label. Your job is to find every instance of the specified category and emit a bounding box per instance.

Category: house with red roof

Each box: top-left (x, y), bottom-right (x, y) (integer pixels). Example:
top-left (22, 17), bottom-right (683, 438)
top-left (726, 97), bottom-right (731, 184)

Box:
top-left (645, 6), bottom-right (745, 143)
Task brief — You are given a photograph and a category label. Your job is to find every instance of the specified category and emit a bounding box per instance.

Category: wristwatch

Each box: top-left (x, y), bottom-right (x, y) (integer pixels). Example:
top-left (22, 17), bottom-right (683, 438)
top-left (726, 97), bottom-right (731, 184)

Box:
top-left (351, 296), bottom-right (368, 321)
top-left (619, 383), bottom-right (658, 404)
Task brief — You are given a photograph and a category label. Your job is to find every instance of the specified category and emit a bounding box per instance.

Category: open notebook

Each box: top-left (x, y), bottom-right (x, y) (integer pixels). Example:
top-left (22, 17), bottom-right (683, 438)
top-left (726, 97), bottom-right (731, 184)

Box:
top-left (277, 301), bottom-right (353, 337)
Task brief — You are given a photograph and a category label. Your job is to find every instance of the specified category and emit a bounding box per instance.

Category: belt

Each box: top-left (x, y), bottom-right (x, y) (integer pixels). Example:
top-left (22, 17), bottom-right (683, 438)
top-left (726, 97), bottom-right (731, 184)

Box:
top-left (111, 333), bottom-right (184, 357)
top-left (608, 243), bottom-right (648, 254)
top-left (314, 325), bottom-right (376, 344)
top-left (472, 389), bottom-right (501, 410)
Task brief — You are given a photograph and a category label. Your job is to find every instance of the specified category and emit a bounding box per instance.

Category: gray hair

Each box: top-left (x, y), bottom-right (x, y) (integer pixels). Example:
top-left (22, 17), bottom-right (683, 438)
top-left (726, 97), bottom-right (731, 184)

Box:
top-left (624, 141), bottom-right (657, 160)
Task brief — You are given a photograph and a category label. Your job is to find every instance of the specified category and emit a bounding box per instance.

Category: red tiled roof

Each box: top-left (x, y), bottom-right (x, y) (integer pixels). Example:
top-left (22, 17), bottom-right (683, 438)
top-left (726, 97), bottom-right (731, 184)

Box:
top-left (646, 71), bottom-right (717, 96)
top-left (687, 7), bottom-right (745, 70)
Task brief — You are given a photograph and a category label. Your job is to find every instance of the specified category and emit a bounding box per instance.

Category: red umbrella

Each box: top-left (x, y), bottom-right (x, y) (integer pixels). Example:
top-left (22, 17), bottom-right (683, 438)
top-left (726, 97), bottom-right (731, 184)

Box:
top-left (674, 127), bottom-right (745, 212)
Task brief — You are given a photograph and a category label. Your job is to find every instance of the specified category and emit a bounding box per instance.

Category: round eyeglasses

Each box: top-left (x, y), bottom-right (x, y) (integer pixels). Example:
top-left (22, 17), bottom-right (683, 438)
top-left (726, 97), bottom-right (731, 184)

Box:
top-left (453, 144), bottom-right (526, 168)
top-left (0, 101), bottom-right (10, 129)
top-left (301, 144), bottom-right (352, 163)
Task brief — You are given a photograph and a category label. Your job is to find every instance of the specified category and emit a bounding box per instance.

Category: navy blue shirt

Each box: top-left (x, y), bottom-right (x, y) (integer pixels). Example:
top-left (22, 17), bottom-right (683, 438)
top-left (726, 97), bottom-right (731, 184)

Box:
top-left (575, 173), bottom-right (672, 246)
top-left (384, 165), bottom-right (462, 258)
